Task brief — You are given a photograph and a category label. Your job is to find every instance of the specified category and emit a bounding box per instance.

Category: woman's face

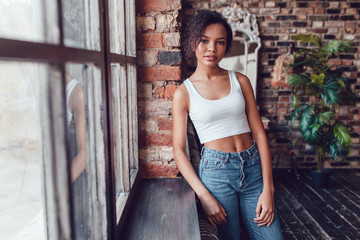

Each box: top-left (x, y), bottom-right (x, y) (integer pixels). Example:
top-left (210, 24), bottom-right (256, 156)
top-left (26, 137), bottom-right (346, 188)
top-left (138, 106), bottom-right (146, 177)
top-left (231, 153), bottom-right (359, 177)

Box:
top-left (194, 23), bottom-right (228, 68)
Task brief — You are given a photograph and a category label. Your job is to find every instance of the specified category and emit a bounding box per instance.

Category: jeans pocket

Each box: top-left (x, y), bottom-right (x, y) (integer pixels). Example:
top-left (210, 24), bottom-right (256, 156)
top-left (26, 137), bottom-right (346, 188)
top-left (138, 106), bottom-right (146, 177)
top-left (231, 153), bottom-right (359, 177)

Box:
top-left (201, 157), bottom-right (224, 171)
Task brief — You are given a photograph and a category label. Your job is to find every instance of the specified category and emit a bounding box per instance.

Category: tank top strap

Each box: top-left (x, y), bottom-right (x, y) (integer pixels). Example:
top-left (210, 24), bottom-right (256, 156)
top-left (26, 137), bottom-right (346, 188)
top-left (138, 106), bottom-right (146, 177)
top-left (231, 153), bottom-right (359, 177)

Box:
top-left (183, 78), bottom-right (199, 101)
top-left (229, 70), bottom-right (241, 91)
top-left (66, 79), bottom-right (79, 103)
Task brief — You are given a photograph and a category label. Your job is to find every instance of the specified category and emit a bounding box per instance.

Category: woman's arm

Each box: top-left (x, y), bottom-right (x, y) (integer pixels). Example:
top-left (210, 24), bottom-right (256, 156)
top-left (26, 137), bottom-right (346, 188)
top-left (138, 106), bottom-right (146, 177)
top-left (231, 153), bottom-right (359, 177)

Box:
top-left (236, 72), bottom-right (275, 227)
top-left (172, 85), bottom-right (227, 226)
top-left (70, 85), bottom-right (87, 182)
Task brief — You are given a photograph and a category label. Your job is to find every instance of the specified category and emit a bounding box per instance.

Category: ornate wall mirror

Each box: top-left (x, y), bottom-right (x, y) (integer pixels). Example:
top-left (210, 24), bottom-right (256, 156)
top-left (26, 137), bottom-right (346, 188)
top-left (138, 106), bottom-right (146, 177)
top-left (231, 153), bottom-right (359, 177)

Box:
top-left (218, 4), bottom-right (261, 98)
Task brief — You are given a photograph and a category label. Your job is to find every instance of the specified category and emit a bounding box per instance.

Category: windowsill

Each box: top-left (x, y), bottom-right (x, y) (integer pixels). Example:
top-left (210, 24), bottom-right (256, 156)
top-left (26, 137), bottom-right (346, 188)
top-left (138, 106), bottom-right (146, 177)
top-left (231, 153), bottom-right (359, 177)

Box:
top-left (120, 178), bottom-right (201, 239)
top-left (116, 168), bottom-right (139, 223)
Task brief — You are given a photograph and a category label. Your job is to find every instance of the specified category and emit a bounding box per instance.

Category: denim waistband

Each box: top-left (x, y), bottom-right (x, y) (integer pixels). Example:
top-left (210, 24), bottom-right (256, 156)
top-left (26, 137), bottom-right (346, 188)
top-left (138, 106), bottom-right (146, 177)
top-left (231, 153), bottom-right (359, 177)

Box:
top-left (201, 140), bottom-right (257, 160)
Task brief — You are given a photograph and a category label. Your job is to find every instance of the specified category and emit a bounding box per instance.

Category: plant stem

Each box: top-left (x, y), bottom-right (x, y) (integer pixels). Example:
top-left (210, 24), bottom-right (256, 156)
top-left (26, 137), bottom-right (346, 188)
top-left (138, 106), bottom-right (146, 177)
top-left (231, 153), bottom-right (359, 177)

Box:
top-left (317, 147), bottom-right (324, 173)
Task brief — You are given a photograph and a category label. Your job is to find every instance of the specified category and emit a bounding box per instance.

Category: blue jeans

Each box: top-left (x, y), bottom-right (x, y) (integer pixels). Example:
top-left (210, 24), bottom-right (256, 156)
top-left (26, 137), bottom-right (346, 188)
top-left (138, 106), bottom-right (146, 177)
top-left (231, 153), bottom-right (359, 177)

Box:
top-left (198, 141), bottom-right (284, 240)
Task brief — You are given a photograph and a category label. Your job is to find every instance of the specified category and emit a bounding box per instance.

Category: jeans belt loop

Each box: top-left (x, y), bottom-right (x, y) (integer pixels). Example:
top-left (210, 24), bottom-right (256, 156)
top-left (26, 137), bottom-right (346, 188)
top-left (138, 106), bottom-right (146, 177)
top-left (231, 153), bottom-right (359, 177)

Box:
top-left (246, 149), bottom-right (251, 160)
top-left (200, 146), bottom-right (205, 157)
top-left (225, 153), bottom-right (229, 163)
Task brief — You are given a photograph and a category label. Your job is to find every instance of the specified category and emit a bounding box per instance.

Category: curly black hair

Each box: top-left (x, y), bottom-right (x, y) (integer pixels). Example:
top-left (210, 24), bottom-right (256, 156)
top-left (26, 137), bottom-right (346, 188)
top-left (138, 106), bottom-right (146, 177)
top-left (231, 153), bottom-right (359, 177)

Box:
top-left (183, 10), bottom-right (233, 60)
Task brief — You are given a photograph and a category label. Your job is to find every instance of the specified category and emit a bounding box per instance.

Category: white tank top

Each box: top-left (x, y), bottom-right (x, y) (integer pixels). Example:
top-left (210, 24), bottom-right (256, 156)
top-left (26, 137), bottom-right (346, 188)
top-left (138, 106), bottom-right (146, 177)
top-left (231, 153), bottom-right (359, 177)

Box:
top-left (183, 70), bottom-right (250, 144)
top-left (66, 79), bottom-right (80, 125)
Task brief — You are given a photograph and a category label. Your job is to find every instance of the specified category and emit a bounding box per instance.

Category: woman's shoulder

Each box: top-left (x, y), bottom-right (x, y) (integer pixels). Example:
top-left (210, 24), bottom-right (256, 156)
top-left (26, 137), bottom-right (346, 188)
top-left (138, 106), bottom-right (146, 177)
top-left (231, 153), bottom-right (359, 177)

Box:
top-left (173, 81), bottom-right (191, 112)
top-left (173, 81), bottom-right (189, 101)
top-left (232, 71), bottom-right (249, 81)
top-left (231, 71), bottom-right (251, 86)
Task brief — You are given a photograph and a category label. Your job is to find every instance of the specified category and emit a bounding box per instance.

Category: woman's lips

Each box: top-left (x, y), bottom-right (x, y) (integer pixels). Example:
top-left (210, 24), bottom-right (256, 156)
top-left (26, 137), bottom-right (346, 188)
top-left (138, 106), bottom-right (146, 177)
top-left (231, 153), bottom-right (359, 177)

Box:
top-left (204, 55), bottom-right (217, 61)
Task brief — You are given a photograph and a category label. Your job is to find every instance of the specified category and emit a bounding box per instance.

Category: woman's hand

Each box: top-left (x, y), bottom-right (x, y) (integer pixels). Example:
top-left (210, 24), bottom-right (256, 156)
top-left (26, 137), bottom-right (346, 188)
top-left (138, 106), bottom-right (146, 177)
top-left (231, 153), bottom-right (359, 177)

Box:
top-left (199, 192), bottom-right (227, 227)
top-left (254, 189), bottom-right (275, 227)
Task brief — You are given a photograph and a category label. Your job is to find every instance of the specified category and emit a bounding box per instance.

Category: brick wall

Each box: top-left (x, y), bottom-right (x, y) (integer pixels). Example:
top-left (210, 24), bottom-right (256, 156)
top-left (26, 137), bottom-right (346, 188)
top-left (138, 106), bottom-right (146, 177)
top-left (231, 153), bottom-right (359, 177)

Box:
top-left (181, 0), bottom-right (360, 169)
top-left (136, 0), bottom-right (182, 177)
top-left (137, 0), bottom-right (360, 177)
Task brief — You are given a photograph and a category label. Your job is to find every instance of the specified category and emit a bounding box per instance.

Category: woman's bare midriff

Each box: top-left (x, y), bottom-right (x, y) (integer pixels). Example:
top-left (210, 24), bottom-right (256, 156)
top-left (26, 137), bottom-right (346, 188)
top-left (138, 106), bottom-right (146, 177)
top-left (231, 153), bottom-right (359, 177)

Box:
top-left (203, 132), bottom-right (253, 153)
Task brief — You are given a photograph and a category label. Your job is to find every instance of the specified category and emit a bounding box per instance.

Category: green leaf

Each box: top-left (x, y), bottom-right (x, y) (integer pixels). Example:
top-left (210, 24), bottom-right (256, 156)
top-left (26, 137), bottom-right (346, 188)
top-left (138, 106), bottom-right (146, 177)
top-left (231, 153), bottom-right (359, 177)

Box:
top-left (319, 111), bottom-right (335, 124)
top-left (329, 141), bottom-right (342, 158)
top-left (329, 139), bottom-right (350, 158)
top-left (309, 123), bottom-right (322, 142)
top-left (334, 124), bottom-right (351, 146)
top-left (292, 136), bottom-right (303, 147)
top-left (287, 73), bottom-right (310, 88)
top-left (299, 105), bottom-right (315, 141)
top-left (295, 34), bottom-right (322, 48)
top-left (321, 79), bottom-right (340, 105)
top-left (337, 78), bottom-right (346, 88)
top-left (291, 102), bottom-right (309, 122)
top-left (323, 40), bottom-right (352, 53)
top-left (310, 73), bottom-right (325, 87)
top-left (323, 40), bottom-right (341, 53)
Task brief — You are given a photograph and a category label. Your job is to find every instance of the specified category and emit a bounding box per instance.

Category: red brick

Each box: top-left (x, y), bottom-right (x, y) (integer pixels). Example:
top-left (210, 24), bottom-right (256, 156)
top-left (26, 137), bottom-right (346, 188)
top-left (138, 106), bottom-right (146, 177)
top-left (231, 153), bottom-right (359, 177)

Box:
top-left (138, 100), bottom-right (172, 116)
top-left (158, 118), bottom-right (173, 130)
top-left (329, 2), bottom-right (339, 8)
top-left (350, 72), bottom-right (357, 78)
top-left (137, 0), bottom-right (181, 13)
top-left (325, 21), bottom-right (345, 28)
top-left (157, 85), bottom-right (178, 99)
top-left (279, 96), bottom-right (289, 102)
top-left (162, 32), bottom-right (181, 47)
top-left (278, 103), bottom-right (291, 108)
top-left (314, 8), bottom-right (325, 14)
top-left (137, 17), bottom-right (156, 32)
top-left (308, 2), bottom-right (318, 8)
top-left (293, 8), bottom-right (313, 15)
top-left (137, 50), bottom-right (157, 67)
top-left (309, 28), bottom-right (328, 34)
top-left (327, 59), bottom-right (342, 66)
top-left (343, 60), bottom-right (353, 66)
top-left (138, 66), bottom-right (181, 81)
top-left (140, 163), bottom-right (179, 178)
top-left (278, 108), bottom-right (288, 115)
top-left (138, 33), bottom-right (163, 48)
top-left (142, 133), bottom-right (172, 146)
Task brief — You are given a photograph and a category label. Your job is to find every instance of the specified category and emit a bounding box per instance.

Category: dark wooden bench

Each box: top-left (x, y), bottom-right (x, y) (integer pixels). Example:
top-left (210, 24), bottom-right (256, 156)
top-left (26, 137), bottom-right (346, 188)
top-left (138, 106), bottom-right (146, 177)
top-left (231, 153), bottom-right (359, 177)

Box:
top-left (120, 178), bottom-right (201, 240)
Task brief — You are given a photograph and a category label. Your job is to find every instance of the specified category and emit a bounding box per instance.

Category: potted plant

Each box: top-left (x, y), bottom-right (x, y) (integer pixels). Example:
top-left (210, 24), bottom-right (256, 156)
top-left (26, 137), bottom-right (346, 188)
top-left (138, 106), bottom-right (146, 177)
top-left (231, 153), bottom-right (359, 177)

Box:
top-left (287, 34), bottom-right (357, 188)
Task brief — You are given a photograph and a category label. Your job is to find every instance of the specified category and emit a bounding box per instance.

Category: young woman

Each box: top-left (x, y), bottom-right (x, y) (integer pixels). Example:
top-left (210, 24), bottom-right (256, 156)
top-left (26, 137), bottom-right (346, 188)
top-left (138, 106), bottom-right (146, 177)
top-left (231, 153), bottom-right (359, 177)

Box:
top-left (172, 10), bottom-right (284, 240)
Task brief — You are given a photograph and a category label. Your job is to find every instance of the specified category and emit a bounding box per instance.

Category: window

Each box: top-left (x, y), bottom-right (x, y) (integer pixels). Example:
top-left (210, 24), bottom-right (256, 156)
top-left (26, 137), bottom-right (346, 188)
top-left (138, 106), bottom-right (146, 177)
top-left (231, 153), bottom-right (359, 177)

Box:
top-left (0, 0), bottom-right (137, 239)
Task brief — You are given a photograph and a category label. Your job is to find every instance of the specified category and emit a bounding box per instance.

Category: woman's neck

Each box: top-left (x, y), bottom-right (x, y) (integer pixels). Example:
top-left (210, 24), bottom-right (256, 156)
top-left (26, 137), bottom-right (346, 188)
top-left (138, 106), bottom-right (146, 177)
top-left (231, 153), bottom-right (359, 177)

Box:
top-left (192, 64), bottom-right (226, 81)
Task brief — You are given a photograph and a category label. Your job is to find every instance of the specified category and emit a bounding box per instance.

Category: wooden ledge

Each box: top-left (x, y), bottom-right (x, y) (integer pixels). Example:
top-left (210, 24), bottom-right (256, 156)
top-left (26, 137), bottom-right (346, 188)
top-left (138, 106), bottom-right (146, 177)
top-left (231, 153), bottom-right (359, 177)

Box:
top-left (120, 178), bottom-right (201, 240)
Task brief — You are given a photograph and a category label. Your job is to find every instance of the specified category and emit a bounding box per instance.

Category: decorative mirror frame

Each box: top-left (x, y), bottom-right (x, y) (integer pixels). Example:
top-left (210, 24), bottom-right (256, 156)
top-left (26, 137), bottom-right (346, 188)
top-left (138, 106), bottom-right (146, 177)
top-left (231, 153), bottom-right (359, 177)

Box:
top-left (219, 4), bottom-right (261, 98)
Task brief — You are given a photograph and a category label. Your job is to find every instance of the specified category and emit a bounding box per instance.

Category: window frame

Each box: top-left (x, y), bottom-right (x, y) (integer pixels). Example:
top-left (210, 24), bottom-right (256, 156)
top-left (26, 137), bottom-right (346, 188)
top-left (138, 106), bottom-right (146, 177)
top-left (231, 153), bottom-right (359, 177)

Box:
top-left (0, 0), bottom-right (138, 239)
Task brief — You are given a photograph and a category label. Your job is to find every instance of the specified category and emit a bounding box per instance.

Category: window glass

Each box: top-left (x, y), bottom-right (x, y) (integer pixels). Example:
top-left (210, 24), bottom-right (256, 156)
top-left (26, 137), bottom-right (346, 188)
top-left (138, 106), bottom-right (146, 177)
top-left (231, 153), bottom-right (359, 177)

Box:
top-left (65, 63), bottom-right (90, 239)
top-left (0, 61), bottom-right (47, 240)
top-left (109, 0), bottom-right (126, 54)
top-left (111, 63), bottom-right (130, 222)
top-left (0, 0), bottom-right (59, 43)
top-left (127, 63), bottom-right (138, 181)
top-left (125, 0), bottom-right (136, 57)
top-left (65, 63), bottom-right (107, 239)
top-left (0, 0), bottom-right (138, 237)
top-left (62, 0), bottom-right (100, 50)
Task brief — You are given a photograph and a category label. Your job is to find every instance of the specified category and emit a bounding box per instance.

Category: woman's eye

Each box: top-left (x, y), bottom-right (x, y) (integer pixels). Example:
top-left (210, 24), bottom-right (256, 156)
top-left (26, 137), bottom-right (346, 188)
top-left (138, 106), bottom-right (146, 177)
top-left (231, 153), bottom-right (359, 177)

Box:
top-left (200, 39), bottom-right (208, 43)
top-left (218, 41), bottom-right (225, 45)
